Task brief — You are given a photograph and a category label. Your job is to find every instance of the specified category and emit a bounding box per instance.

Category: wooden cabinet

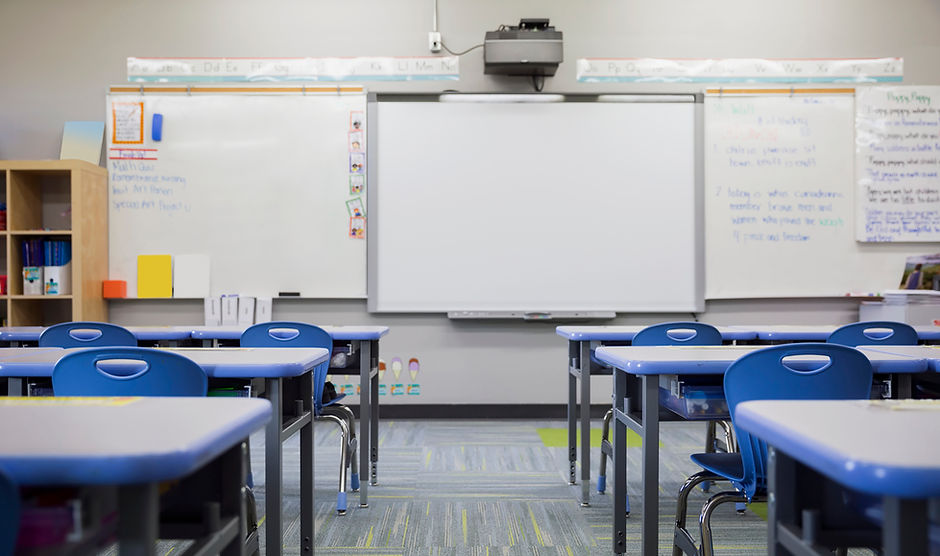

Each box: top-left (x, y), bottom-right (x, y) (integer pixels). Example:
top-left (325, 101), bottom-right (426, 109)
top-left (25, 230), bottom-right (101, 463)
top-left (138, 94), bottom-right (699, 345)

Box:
top-left (0, 160), bottom-right (108, 325)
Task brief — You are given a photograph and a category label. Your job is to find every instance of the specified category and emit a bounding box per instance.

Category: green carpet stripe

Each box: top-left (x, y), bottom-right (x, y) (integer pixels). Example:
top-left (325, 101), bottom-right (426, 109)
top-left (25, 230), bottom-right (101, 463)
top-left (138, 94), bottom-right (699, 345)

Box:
top-left (536, 427), bottom-right (651, 448)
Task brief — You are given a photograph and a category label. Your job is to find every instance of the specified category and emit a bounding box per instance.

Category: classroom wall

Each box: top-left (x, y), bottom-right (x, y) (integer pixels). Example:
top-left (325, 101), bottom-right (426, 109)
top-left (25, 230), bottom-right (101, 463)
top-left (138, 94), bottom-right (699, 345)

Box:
top-left (3, 0), bottom-right (939, 405)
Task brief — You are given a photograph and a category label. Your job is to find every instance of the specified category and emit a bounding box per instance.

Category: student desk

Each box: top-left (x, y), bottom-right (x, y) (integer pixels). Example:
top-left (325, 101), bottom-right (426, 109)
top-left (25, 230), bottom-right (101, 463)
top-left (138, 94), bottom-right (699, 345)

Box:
top-left (592, 344), bottom-right (927, 556)
top-left (0, 325), bottom-right (194, 346)
top-left (0, 346), bottom-right (328, 556)
top-left (728, 324), bottom-right (940, 343)
top-left (0, 396), bottom-right (271, 555)
top-left (190, 324), bottom-right (390, 507)
top-left (736, 399), bottom-right (940, 555)
top-left (554, 325), bottom-right (758, 506)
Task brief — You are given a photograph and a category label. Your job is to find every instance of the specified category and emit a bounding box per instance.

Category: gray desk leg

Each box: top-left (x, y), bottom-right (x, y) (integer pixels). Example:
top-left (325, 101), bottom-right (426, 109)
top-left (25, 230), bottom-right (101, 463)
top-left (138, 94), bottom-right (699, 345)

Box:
top-left (612, 369), bottom-right (628, 555)
top-left (767, 446), bottom-right (797, 556)
top-left (8, 377), bottom-right (23, 396)
top-left (359, 340), bottom-right (371, 507)
top-left (580, 341), bottom-right (591, 506)
top-left (118, 482), bottom-right (159, 556)
top-left (370, 340), bottom-right (380, 485)
top-left (883, 496), bottom-right (927, 556)
top-left (300, 372), bottom-right (315, 555)
top-left (567, 340), bottom-right (578, 486)
top-left (640, 375), bottom-right (659, 556)
top-left (265, 377), bottom-right (283, 556)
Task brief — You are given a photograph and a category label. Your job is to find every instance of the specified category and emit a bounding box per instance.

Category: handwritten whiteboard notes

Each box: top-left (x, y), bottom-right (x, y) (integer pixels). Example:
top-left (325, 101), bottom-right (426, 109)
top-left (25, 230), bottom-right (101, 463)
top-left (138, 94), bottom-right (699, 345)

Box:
top-left (856, 86), bottom-right (940, 242)
top-left (705, 93), bottom-right (857, 298)
top-left (108, 157), bottom-right (191, 217)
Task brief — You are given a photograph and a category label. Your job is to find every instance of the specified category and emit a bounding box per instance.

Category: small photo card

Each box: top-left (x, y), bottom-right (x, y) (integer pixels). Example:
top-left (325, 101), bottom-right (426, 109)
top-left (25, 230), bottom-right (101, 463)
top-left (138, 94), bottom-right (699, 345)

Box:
top-left (350, 110), bottom-right (364, 131)
top-left (349, 174), bottom-right (364, 194)
top-left (346, 197), bottom-right (365, 217)
top-left (348, 131), bottom-right (364, 152)
top-left (349, 216), bottom-right (366, 239)
top-left (349, 152), bottom-right (365, 174)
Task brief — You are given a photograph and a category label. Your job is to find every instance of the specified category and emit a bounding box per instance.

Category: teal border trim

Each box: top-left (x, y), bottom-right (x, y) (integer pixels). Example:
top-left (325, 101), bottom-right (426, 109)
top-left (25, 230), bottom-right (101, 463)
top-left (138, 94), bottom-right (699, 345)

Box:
top-left (128, 74), bottom-right (459, 83)
top-left (577, 75), bottom-right (903, 84)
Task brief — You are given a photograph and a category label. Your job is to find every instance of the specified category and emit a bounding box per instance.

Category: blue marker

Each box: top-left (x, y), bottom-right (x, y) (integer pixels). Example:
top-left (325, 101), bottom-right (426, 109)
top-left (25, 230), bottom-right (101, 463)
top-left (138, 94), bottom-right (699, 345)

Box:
top-left (151, 113), bottom-right (163, 141)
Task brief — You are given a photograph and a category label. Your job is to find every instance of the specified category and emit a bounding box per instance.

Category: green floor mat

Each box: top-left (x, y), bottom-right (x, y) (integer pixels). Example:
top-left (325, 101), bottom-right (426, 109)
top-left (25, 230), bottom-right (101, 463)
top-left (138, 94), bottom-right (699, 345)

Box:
top-left (747, 502), bottom-right (768, 520)
top-left (536, 427), bottom-right (650, 448)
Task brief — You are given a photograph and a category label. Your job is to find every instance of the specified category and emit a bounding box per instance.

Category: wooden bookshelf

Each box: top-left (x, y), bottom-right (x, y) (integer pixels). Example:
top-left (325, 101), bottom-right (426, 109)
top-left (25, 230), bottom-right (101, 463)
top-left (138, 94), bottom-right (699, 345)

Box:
top-left (0, 160), bottom-right (108, 325)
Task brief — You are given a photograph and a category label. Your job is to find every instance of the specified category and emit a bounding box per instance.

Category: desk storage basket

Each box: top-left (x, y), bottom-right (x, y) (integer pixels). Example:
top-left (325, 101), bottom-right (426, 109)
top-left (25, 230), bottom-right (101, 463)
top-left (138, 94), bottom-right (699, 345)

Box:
top-left (658, 375), bottom-right (729, 420)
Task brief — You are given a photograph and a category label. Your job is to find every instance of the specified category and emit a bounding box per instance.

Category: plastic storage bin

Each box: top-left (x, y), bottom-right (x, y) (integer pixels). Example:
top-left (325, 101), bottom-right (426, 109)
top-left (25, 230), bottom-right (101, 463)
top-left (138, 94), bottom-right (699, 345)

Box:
top-left (658, 375), bottom-right (729, 420)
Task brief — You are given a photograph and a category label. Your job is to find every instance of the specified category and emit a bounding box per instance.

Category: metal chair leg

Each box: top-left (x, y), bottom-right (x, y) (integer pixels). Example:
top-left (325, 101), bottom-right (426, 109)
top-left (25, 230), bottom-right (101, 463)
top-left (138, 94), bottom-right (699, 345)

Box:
top-left (598, 408), bottom-right (612, 493)
top-left (673, 471), bottom-right (724, 556)
top-left (328, 404), bottom-right (360, 492)
top-left (316, 414), bottom-right (350, 515)
top-left (699, 491), bottom-right (750, 556)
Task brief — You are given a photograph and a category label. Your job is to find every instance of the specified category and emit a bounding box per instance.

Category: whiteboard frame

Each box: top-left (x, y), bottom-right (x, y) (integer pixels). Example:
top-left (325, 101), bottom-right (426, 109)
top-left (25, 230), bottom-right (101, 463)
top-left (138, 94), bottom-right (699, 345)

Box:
top-left (366, 93), bottom-right (705, 314)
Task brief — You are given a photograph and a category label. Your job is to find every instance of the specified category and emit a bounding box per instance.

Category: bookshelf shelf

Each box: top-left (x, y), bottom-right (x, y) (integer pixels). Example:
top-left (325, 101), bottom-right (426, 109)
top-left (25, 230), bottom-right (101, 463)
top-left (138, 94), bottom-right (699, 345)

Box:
top-left (0, 160), bottom-right (108, 326)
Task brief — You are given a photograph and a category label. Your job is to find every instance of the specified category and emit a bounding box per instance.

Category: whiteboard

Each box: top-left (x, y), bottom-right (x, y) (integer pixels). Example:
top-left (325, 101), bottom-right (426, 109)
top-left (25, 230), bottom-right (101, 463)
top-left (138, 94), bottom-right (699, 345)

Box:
top-left (705, 92), bottom-right (925, 298)
top-left (856, 86), bottom-right (940, 242)
top-left (106, 90), bottom-right (367, 298)
top-left (368, 95), bottom-right (703, 313)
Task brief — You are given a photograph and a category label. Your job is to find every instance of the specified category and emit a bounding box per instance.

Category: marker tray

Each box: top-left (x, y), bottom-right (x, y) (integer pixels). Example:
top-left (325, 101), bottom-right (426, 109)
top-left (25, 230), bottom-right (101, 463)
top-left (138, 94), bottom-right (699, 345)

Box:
top-left (658, 375), bottom-right (729, 420)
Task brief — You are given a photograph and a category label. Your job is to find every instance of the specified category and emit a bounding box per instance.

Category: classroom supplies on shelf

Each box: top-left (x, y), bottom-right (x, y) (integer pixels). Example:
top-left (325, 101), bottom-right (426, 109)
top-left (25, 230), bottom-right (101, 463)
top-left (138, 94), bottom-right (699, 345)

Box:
top-left (136, 254), bottom-right (172, 298)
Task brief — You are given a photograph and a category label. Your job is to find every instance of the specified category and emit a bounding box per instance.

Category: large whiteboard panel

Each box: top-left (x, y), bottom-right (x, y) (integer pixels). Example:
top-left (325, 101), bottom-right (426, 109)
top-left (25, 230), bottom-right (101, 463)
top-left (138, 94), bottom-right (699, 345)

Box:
top-left (856, 86), bottom-right (940, 242)
top-left (705, 92), bottom-right (919, 298)
top-left (106, 92), bottom-right (367, 298)
top-left (369, 96), bottom-right (702, 313)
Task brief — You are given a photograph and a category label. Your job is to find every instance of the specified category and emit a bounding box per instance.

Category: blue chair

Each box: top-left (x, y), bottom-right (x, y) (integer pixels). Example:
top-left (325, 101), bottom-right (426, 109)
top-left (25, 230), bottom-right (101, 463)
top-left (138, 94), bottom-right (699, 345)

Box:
top-left (827, 320), bottom-right (918, 347)
top-left (672, 343), bottom-right (874, 556)
top-left (39, 321), bottom-right (137, 348)
top-left (241, 321), bottom-right (358, 515)
top-left (0, 468), bottom-right (19, 556)
top-left (52, 347), bottom-right (207, 396)
top-left (597, 322), bottom-right (728, 508)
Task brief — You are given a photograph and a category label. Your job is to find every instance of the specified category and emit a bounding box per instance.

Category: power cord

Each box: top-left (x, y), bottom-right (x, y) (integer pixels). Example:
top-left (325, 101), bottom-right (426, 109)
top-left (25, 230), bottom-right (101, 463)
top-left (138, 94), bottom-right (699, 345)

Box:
top-left (441, 41), bottom-right (484, 56)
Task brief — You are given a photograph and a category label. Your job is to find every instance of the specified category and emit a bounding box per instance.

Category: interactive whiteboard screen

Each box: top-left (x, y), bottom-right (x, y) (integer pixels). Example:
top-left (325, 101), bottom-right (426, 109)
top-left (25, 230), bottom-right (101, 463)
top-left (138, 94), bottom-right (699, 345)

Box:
top-left (368, 95), bottom-right (703, 313)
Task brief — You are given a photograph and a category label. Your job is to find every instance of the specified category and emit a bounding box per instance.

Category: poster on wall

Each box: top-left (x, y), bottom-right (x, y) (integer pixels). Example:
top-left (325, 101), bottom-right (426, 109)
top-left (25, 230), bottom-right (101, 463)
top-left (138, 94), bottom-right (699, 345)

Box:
top-left (856, 86), bottom-right (940, 242)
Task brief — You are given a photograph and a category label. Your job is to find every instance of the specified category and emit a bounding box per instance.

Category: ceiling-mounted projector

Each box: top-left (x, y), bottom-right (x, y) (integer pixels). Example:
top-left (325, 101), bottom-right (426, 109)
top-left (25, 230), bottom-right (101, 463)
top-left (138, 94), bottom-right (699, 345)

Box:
top-left (483, 18), bottom-right (563, 77)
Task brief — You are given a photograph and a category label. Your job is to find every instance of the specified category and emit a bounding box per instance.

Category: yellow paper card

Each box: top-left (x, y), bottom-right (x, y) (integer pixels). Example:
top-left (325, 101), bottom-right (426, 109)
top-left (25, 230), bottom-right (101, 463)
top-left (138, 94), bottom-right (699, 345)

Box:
top-left (138, 254), bottom-right (172, 298)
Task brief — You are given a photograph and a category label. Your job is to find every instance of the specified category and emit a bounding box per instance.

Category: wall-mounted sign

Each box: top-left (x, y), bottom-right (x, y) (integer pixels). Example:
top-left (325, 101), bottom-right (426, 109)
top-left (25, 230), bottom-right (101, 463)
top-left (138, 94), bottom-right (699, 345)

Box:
top-left (576, 57), bottom-right (902, 84)
top-left (128, 56), bottom-right (459, 82)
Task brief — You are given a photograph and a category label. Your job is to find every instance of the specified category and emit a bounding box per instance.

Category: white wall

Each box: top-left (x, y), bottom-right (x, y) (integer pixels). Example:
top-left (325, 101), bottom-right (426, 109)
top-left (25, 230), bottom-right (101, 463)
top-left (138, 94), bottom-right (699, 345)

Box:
top-left (3, 0), bottom-right (939, 404)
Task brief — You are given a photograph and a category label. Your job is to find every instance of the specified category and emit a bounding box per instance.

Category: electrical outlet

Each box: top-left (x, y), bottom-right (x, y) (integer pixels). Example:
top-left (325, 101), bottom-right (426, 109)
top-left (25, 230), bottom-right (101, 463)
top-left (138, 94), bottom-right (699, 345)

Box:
top-left (428, 31), bottom-right (442, 53)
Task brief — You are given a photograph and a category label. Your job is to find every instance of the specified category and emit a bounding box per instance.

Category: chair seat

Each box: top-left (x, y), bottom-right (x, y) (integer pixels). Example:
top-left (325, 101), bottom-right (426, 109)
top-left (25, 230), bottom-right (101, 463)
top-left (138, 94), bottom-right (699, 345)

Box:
top-left (689, 452), bottom-right (745, 483)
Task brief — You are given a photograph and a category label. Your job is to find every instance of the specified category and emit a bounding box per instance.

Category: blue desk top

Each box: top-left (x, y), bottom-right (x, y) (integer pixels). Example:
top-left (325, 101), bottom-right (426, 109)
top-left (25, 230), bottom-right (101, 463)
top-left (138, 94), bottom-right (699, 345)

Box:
top-left (0, 325), bottom-right (194, 342)
top-left (728, 324), bottom-right (940, 342)
top-left (736, 399), bottom-right (940, 498)
top-left (593, 345), bottom-right (927, 376)
top-left (0, 347), bottom-right (329, 379)
top-left (555, 325), bottom-right (756, 342)
top-left (189, 325), bottom-right (390, 341)
top-left (855, 345), bottom-right (940, 372)
top-left (0, 396), bottom-right (271, 485)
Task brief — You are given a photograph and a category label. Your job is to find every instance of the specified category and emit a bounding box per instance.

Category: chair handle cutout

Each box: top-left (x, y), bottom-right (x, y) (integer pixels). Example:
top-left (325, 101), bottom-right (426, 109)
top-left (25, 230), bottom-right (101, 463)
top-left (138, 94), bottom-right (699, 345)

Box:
top-left (68, 329), bottom-right (104, 342)
top-left (665, 328), bottom-right (697, 342)
top-left (95, 358), bottom-right (150, 380)
top-left (780, 354), bottom-right (832, 374)
top-left (268, 328), bottom-right (301, 342)
top-left (862, 327), bottom-right (895, 341)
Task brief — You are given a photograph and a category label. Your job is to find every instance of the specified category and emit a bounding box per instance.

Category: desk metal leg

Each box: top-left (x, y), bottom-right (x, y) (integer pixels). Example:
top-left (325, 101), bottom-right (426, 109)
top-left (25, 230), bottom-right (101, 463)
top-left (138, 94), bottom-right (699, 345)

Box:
top-left (370, 340), bottom-right (380, 486)
top-left (640, 375), bottom-right (659, 556)
top-left (118, 482), bottom-right (159, 556)
top-left (580, 341), bottom-right (591, 506)
top-left (883, 496), bottom-right (928, 556)
top-left (359, 340), bottom-right (372, 507)
top-left (612, 369), bottom-right (628, 555)
top-left (265, 378), bottom-right (283, 556)
top-left (567, 340), bottom-right (578, 486)
top-left (300, 373), bottom-right (315, 555)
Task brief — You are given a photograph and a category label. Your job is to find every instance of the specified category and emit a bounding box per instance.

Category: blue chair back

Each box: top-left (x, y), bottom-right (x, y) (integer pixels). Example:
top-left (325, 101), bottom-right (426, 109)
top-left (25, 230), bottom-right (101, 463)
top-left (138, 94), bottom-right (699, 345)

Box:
top-left (52, 347), bottom-right (207, 396)
top-left (240, 322), bottom-right (333, 413)
top-left (39, 321), bottom-right (137, 348)
top-left (827, 320), bottom-right (918, 347)
top-left (0, 468), bottom-right (18, 555)
top-left (632, 321), bottom-right (722, 346)
top-left (724, 343), bottom-right (873, 500)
